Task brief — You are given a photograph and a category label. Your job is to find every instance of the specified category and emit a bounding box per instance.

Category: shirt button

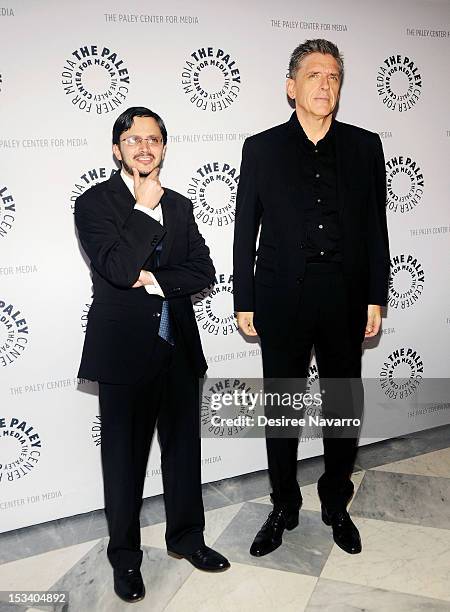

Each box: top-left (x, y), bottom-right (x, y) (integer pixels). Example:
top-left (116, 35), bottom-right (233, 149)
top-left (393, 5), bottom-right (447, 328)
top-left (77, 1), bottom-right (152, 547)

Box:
top-left (314, 149), bottom-right (318, 153)
top-left (318, 224), bottom-right (323, 229)
top-left (315, 173), bottom-right (320, 179)
top-left (320, 251), bottom-right (325, 256)
top-left (317, 198), bottom-right (322, 204)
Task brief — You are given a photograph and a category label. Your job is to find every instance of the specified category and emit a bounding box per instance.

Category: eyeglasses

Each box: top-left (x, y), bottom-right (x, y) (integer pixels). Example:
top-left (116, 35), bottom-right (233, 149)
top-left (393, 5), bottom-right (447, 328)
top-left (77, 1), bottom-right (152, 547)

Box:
top-left (120, 135), bottom-right (163, 146)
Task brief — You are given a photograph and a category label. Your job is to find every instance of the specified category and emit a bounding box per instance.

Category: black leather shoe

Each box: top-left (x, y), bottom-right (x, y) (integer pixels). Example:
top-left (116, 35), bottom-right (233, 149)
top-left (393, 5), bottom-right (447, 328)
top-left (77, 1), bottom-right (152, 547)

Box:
top-left (113, 568), bottom-right (145, 603)
top-left (169, 545), bottom-right (230, 572)
top-left (250, 508), bottom-right (299, 557)
top-left (321, 505), bottom-right (362, 554)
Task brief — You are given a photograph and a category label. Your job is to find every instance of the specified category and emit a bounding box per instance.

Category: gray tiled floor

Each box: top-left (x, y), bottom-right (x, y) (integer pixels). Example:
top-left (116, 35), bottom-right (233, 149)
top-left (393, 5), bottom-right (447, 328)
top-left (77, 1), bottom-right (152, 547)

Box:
top-left (2, 424), bottom-right (447, 566)
top-left (1, 424), bottom-right (450, 611)
top-left (50, 541), bottom-right (194, 612)
top-left (354, 424), bottom-right (450, 470)
top-left (350, 469), bottom-right (450, 529)
top-left (305, 578), bottom-right (450, 611)
top-left (214, 503), bottom-right (334, 576)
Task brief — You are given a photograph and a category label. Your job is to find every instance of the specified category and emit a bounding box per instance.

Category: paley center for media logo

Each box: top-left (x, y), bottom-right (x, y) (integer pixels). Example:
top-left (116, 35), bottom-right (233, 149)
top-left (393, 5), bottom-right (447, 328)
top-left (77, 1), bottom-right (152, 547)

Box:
top-left (0, 417), bottom-right (42, 483)
top-left (379, 346), bottom-right (424, 400)
top-left (388, 254), bottom-right (425, 310)
top-left (61, 44), bottom-right (130, 114)
top-left (386, 155), bottom-right (424, 213)
top-left (377, 54), bottom-right (422, 112)
top-left (181, 46), bottom-right (241, 111)
top-left (202, 378), bottom-right (258, 437)
top-left (0, 300), bottom-right (29, 367)
top-left (193, 273), bottom-right (238, 336)
top-left (187, 161), bottom-right (238, 227)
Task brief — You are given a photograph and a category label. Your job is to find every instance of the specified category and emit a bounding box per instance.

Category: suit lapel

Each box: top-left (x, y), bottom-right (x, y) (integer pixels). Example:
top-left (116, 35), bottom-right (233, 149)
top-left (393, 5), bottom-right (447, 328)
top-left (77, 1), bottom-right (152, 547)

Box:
top-left (282, 120), bottom-right (307, 236)
top-left (159, 191), bottom-right (178, 266)
top-left (108, 171), bottom-right (177, 264)
top-left (334, 121), bottom-right (349, 224)
top-left (107, 170), bottom-right (136, 213)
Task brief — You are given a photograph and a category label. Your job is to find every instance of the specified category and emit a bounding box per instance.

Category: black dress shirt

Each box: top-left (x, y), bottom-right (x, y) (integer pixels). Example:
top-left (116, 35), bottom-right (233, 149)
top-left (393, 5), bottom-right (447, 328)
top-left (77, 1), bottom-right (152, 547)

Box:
top-left (288, 112), bottom-right (342, 263)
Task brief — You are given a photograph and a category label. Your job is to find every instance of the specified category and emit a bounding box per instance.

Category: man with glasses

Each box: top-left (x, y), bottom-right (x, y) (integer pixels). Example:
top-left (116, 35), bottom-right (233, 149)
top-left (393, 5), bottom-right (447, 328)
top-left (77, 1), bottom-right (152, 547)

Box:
top-left (75, 106), bottom-right (230, 604)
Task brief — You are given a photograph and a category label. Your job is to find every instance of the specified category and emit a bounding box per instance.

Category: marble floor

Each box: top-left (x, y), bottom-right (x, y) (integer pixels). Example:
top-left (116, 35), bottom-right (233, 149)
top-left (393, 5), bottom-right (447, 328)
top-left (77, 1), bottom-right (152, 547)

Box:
top-left (1, 424), bottom-right (450, 612)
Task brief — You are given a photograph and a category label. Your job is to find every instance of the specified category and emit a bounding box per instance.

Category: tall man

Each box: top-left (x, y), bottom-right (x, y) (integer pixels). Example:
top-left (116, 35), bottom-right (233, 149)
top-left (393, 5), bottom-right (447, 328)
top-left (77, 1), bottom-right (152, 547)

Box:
top-left (75, 107), bottom-right (229, 604)
top-left (233, 40), bottom-right (390, 556)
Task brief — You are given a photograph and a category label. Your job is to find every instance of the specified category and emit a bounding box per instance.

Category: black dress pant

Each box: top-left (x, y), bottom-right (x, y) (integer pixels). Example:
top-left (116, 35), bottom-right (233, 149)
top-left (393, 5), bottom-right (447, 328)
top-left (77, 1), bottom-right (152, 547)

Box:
top-left (98, 336), bottom-right (205, 570)
top-left (261, 263), bottom-right (365, 514)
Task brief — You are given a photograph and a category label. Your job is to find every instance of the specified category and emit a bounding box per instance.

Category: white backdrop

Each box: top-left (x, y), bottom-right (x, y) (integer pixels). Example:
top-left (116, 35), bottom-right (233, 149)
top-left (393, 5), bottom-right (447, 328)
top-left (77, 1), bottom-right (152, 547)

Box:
top-left (1, 0), bottom-right (449, 532)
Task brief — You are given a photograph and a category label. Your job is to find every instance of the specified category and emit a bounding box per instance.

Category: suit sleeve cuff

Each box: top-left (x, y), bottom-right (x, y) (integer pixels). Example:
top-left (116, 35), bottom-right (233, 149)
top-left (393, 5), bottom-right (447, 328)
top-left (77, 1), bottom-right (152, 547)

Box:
top-left (134, 203), bottom-right (162, 224)
top-left (144, 271), bottom-right (165, 297)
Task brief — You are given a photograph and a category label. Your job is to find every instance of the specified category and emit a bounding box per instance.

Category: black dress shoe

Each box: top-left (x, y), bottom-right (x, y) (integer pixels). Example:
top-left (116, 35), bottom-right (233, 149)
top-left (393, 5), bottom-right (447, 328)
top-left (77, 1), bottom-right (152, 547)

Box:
top-left (321, 505), bottom-right (362, 554)
top-left (113, 568), bottom-right (145, 603)
top-left (169, 545), bottom-right (230, 572)
top-left (250, 508), bottom-right (299, 557)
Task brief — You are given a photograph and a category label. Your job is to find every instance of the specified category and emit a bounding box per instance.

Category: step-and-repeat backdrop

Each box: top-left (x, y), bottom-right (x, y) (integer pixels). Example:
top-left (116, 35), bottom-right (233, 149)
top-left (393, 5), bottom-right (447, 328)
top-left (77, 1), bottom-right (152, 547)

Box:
top-left (1, 0), bottom-right (449, 531)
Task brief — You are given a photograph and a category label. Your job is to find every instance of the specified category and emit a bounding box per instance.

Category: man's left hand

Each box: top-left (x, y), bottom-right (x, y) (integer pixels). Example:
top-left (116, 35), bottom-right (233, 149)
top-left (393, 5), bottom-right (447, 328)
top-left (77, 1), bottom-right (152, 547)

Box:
top-left (131, 270), bottom-right (155, 288)
top-left (365, 304), bottom-right (382, 337)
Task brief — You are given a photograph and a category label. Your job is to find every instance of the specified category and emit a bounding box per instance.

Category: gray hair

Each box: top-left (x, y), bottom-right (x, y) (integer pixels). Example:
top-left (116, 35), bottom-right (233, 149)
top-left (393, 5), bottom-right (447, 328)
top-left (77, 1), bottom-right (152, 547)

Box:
top-left (288, 39), bottom-right (344, 79)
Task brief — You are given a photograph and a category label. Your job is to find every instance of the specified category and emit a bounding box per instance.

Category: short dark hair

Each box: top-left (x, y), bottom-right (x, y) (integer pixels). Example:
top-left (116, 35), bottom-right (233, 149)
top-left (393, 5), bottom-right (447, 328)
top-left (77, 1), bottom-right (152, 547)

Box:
top-left (112, 106), bottom-right (168, 145)
top-left (288, 39), bottom-right (344, 79)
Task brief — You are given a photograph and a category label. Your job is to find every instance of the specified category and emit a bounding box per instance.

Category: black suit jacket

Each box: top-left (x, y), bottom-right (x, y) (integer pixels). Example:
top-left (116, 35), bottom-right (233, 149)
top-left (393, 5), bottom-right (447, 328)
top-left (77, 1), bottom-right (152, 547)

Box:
top-left (75, 171), bottom-right (215, 384)
top-left (233, 115), bottom-right (390, 341)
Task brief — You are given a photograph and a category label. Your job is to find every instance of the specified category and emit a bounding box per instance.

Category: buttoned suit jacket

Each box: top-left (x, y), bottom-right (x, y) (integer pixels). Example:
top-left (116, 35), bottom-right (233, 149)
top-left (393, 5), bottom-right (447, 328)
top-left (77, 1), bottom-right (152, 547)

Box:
top-left (75, 171), bottom-right (215, 384)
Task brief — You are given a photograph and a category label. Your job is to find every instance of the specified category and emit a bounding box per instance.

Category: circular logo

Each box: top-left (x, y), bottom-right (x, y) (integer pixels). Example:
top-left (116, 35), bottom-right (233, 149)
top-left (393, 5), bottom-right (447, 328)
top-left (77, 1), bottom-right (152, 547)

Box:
top-left (379, 347), bottom-right (424, 400)
top-left (187, 161), bottom-right (238, 227)
top-left (81, 297), bottom-right (93, 333)
top-left (0, 417), bottom-right (42, 483)
top-left (181, 46), bottom-right (241, 111)
top-left (0, 185), bottom-right (16, 239)
top-left (377, 54), bottom-right (422, 112)
top-left (386, 156), bottom-right (424, 213)
top-left (0, 300), bottom-right (29, 367)
top-left (202, 378), bottom-right (257, 437)
top-left (61, 44), bottom-right (130, 114)
top-left (193, 273), bottom-right (238, 336)
top-left (70, 168), bottom-right (116, 212)
top-left (388, 254), bottom-right (425, 309)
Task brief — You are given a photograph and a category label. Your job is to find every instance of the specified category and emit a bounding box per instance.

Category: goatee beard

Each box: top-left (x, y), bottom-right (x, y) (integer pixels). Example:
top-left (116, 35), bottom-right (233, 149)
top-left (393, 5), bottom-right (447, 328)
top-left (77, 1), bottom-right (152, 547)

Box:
top-left (122, 159), bottom-right (151, 178)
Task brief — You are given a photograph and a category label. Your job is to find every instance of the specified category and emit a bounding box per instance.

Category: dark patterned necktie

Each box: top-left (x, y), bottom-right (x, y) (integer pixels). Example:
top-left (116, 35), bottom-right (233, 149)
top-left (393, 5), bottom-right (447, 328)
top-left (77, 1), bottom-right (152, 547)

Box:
top-left (155, 243), bottom-right (175, 345)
